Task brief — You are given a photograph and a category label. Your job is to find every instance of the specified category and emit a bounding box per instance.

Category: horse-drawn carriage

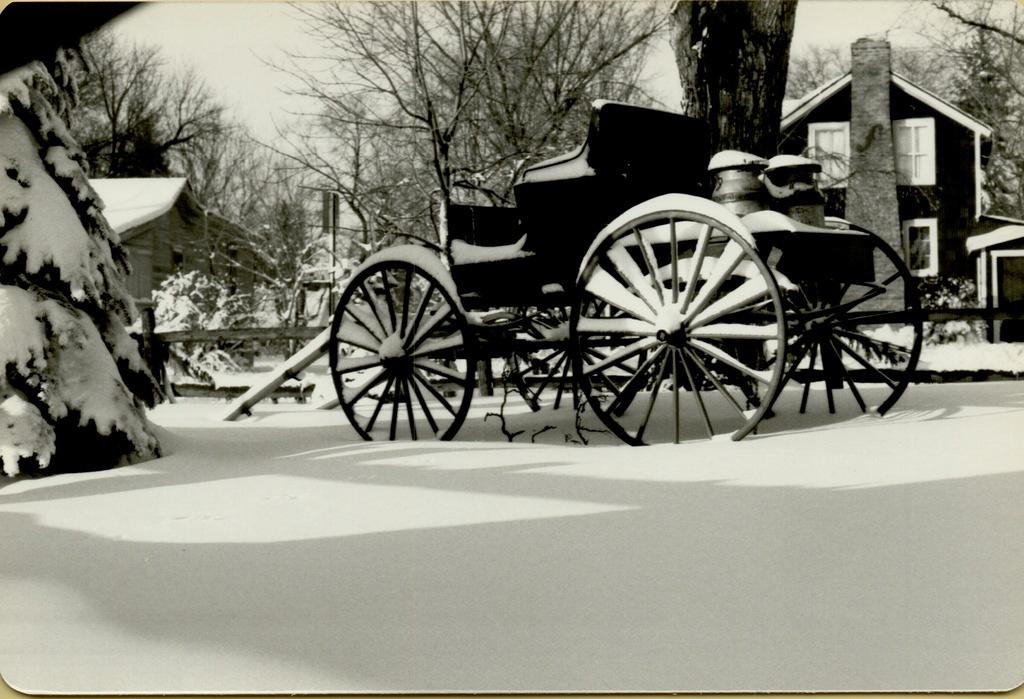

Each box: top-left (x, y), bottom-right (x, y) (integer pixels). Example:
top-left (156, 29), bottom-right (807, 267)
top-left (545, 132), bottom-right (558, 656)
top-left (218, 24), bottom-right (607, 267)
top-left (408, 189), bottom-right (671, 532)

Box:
top-left (327, 100), bottom-right (922, 444)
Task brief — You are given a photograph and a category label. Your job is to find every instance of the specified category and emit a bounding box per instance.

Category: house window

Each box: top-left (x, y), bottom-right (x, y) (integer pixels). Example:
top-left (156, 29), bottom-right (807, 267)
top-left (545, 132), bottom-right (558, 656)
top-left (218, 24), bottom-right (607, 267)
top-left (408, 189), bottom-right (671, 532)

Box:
top-left (894, 118), bottom-right (936, 185)
top-left (172, 247), bottom-right (185, 271)
top-left (901, 218), bottom-right (938, 276)
top-left (807, 121), bottom-right (850, 188)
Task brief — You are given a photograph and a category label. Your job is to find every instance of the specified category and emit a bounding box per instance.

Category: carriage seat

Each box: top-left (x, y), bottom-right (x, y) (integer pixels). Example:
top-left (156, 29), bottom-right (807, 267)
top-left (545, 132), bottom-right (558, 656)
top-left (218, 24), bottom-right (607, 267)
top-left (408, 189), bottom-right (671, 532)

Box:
top-left (517, 99), bottom-right (709, 191)
top-left (517, 143), bottom-right (594, 184)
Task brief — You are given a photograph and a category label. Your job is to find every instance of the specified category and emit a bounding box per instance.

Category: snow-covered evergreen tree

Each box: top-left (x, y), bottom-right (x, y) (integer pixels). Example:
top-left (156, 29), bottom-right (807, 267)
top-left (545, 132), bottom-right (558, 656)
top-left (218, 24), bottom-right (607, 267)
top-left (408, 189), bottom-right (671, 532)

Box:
top-left (0, 55), bottom-right (160, 476)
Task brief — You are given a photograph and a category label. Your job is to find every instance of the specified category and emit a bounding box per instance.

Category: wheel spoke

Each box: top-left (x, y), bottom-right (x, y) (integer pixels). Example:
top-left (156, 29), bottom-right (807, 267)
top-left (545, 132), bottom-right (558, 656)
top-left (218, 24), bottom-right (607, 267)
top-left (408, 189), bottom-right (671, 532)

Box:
top-left (799, 340), bottom-right (819, 413)
top-left (683, 239), bottom-right (746, 322)
top-left (582, 337), bottom-right (657, 376)
top-left (334, 354), bottom-right (383, 375)
top-left (410, 368), bottom-right (458, 417)
top-left (607, 242), bottom-right (660, 313)
top-left (682, 347), bottom-right (747, 419)
top-left (342, 367), bottom-right (389, 405)
top-left (405, 281), bottom-right (436, 343)
top-left (679, 348), bottom-right (714, 438)
top-left (821, 340), bottom-right (839, 413)
top-left (400, 265), bottom-right (413, 336)
top-left (336, 319), bottom-right (381, 353)
top-left (402, 376), bottom-right (418, 440)
top-left (406, 302), bottom-right (454, 352)
top-left (680, 223), bottom-right (710, 314)
top-left (576, 317), bottom-right (655, 336)
top-left (409, 333), bottom-right (463, 358)
top-left (388, 377), bottom-right (401, 440)
top-left (408, 370), bottom-right (439, 434)
top-left (670, 218), bottom-right (679, 304)
top-left (831, 339), bottom-right (867, 412)
top-left (365, 375), bottom-right (395, 432)
top-left (689, 276), bottom-right (770, 329)
top-left (689, 322), bottom-right (779, 341)
top-left (671, 346), bottom-right (680, 443)
top-left (414, 358), bottom-right (465, 382)
top-left (553, 350), bottom-right (572, 410)
top-left (633, 227), bottom-right (664, 304)
top-left (689, 339), bottom-right (773, 385)
top-left (584, 267), bottom-right (658, 322)
top-left (359, 282), bottom-right (392, 336)
top-left (833, 328), bottom-right (914, 357)
top-left (778, 335), bottom-right (812, 388)
top-left (605, 345), bottom-right (667, 416)
top-left (530, 351), bottom-right (568, 401)
top-left (380, 269), bottom-right (398, 331)
top-left (833, 336), bottom-right (899, 389)
top-left (635, 351), bottom-right (671, 442)
top-left (343, 303), bottom-right (386, 342)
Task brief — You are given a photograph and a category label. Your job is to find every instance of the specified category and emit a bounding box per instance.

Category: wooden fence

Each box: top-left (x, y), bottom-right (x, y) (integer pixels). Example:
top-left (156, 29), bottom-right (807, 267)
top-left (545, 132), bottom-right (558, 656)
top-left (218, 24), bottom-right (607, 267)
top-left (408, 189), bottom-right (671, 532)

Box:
top-left (137, 307), bottom-right (1023, 403)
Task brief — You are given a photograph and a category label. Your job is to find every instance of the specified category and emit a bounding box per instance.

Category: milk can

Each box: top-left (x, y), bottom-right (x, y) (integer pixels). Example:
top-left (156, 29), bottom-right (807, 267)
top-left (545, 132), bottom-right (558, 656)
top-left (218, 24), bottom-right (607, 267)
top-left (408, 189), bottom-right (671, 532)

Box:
top-left (708, 150), bottom-right (769, 216)
top-left (762, 155), bottom-right (826, 226)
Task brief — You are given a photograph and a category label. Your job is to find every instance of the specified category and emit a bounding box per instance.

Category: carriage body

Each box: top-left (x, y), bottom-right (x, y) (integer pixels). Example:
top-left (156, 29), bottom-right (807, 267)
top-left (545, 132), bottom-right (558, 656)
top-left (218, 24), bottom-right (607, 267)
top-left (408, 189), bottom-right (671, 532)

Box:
top-left (329, 100), bottom-right (922, 444)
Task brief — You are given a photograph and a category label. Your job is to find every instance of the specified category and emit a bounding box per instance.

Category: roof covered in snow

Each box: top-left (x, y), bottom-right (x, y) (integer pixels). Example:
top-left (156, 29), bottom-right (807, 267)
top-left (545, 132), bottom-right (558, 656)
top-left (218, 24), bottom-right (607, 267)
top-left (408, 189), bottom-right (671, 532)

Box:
top-left (89, 178), bottom-right (194, 237)
top-left (781, 72), bottom-right (992, 138)
top-left (966, 225), bottom-right (1024, 253)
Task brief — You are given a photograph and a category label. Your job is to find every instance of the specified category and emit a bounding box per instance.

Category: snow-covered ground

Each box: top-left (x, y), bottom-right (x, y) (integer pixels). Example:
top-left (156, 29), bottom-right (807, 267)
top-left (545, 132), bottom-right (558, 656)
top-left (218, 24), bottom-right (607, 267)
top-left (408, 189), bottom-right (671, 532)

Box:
top-left (1, 381), bottom-right (1023, 693)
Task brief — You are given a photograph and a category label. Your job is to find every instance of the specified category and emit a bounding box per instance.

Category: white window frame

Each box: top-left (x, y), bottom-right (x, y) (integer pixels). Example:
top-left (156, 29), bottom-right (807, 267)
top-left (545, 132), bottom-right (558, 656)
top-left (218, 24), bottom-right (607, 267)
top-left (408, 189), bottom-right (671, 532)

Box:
top-left (901, 217), bottom-right (939, 277)
top-left (893, 117), bottom-right (936, 186)
top-left (807, 121), bottom-right (850, 188)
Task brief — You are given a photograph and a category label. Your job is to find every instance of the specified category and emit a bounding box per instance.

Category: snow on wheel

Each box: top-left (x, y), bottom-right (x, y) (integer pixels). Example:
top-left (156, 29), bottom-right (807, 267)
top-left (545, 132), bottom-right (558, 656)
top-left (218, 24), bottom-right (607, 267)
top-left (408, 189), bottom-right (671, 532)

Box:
top-left (570, 205), bottom-right (787, 444)
top-left (329, 257), bottom-right (475, 441)
top-left (781, 228), bottom-right (923, 417)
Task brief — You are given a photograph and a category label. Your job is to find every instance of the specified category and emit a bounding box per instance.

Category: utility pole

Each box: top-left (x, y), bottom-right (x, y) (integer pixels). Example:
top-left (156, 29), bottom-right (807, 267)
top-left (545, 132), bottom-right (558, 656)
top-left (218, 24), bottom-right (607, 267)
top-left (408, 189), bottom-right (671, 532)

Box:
top-left (300, 185), bottom-right (342, 316)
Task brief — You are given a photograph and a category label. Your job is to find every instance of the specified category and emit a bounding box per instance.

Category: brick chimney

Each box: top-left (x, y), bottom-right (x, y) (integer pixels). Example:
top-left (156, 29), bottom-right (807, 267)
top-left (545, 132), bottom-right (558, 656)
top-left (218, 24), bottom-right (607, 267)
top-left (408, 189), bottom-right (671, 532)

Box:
top-left (845, 37), bottom-right (901, 253)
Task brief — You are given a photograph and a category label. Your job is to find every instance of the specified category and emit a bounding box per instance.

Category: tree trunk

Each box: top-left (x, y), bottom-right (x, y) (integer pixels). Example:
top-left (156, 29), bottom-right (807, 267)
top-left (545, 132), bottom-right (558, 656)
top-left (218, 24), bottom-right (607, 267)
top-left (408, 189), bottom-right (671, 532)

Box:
top-left (671, 0), bottom-right (798, 157)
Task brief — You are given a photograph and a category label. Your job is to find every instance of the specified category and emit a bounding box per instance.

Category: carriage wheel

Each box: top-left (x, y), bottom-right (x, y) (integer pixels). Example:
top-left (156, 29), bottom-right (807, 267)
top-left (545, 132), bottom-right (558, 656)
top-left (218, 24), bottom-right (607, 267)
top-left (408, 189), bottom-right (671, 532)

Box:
top-left (782, 230), bottom-right (922, 416)
top-left (571, 208), bottom-right (787, 444)
top-left (329, 259), bottom-right (476, 440)
top-left (507, 306), bottom-right (575, 411)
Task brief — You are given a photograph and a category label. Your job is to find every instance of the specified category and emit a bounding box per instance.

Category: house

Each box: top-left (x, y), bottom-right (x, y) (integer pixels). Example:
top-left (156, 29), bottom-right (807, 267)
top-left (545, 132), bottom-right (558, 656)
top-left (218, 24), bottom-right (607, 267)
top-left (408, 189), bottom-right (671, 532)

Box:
top-left (966, 214), bottom-right (1024, 341)
top-left (779, 38), bottom-right (993, 280)
top-left (90, 178), bottom-right (254, 303)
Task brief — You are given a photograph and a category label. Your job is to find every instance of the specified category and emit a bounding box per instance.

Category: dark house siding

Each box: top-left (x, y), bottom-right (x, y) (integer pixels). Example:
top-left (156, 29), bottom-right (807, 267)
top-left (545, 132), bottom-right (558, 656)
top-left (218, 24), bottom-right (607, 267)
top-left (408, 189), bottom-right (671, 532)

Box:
top-left (780, 80), bottom-right (980, 278)
top-left (120, 194), bottom-right (253, 302)
top-left (889, 88), bottom-right (977, 277)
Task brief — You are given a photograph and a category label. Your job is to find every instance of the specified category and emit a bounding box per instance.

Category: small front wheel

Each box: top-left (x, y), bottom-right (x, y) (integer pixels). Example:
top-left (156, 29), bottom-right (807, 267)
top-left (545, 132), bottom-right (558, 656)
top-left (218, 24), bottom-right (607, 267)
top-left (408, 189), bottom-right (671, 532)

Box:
top-left (329, 258), bottom-right (476, 440)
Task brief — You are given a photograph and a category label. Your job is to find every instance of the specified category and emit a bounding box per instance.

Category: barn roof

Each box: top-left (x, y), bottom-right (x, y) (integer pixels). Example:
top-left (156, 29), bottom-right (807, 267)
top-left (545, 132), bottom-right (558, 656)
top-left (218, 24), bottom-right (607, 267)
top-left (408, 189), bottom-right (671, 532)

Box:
top-left (781, 71), bottom-right (992, 138)
top-left (90, 177), bottom-right (194, 237)
top-left (966, 225), bottom-right (1024, 253)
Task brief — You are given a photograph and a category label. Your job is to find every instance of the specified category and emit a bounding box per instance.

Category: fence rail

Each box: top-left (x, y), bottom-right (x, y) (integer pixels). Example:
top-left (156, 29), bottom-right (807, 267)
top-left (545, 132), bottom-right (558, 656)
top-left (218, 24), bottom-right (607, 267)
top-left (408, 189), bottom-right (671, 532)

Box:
top-left (136, 307), bottom-right (1023, 404)
top-left (147, 308), bottom-right (1019, 347)
top-left (154, 326), bottom-right (326, 344)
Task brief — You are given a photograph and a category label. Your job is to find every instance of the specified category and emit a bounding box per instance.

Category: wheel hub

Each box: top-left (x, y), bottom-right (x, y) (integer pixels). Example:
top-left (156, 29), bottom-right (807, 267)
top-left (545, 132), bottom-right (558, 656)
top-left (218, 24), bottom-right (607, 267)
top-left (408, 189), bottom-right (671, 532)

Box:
top-left (656, 326), bottom-right (688, 347)
top-left (378, 331), bottom-right (406, 360)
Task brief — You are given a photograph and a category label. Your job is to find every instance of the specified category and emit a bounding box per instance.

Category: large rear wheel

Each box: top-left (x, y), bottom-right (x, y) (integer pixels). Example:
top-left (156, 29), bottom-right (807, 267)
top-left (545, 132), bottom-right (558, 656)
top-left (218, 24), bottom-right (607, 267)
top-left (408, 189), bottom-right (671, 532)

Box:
top-left (781, 228), bottom-right (922, 416)
top-left (571, 205), bottom-right (787, 444)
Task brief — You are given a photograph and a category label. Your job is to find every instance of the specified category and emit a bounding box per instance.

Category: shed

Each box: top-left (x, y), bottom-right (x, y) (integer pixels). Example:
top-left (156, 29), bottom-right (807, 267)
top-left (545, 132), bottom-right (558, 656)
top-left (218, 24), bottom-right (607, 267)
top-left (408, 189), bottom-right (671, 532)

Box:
top-left (966, 214), bottom-right (1024, 341)
top-left (90, 177), bottom-right (253, 302)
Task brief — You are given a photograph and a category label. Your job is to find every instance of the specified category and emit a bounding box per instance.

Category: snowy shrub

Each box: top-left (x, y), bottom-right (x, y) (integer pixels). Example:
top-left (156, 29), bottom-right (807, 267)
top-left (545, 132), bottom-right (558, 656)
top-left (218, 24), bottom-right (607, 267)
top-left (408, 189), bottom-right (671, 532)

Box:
top-left (0, 60), bottom-right (160, 476)
top-left (917, 276), bottom-right (986, 345)
top-left (153, 270), bottom-right (253, 382)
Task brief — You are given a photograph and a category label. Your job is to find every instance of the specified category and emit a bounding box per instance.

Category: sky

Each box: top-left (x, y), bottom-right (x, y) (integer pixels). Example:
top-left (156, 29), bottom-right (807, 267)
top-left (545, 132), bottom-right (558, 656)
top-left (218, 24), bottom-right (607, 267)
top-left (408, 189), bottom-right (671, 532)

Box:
top-left (105, 0), bottom-right (958, 142)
